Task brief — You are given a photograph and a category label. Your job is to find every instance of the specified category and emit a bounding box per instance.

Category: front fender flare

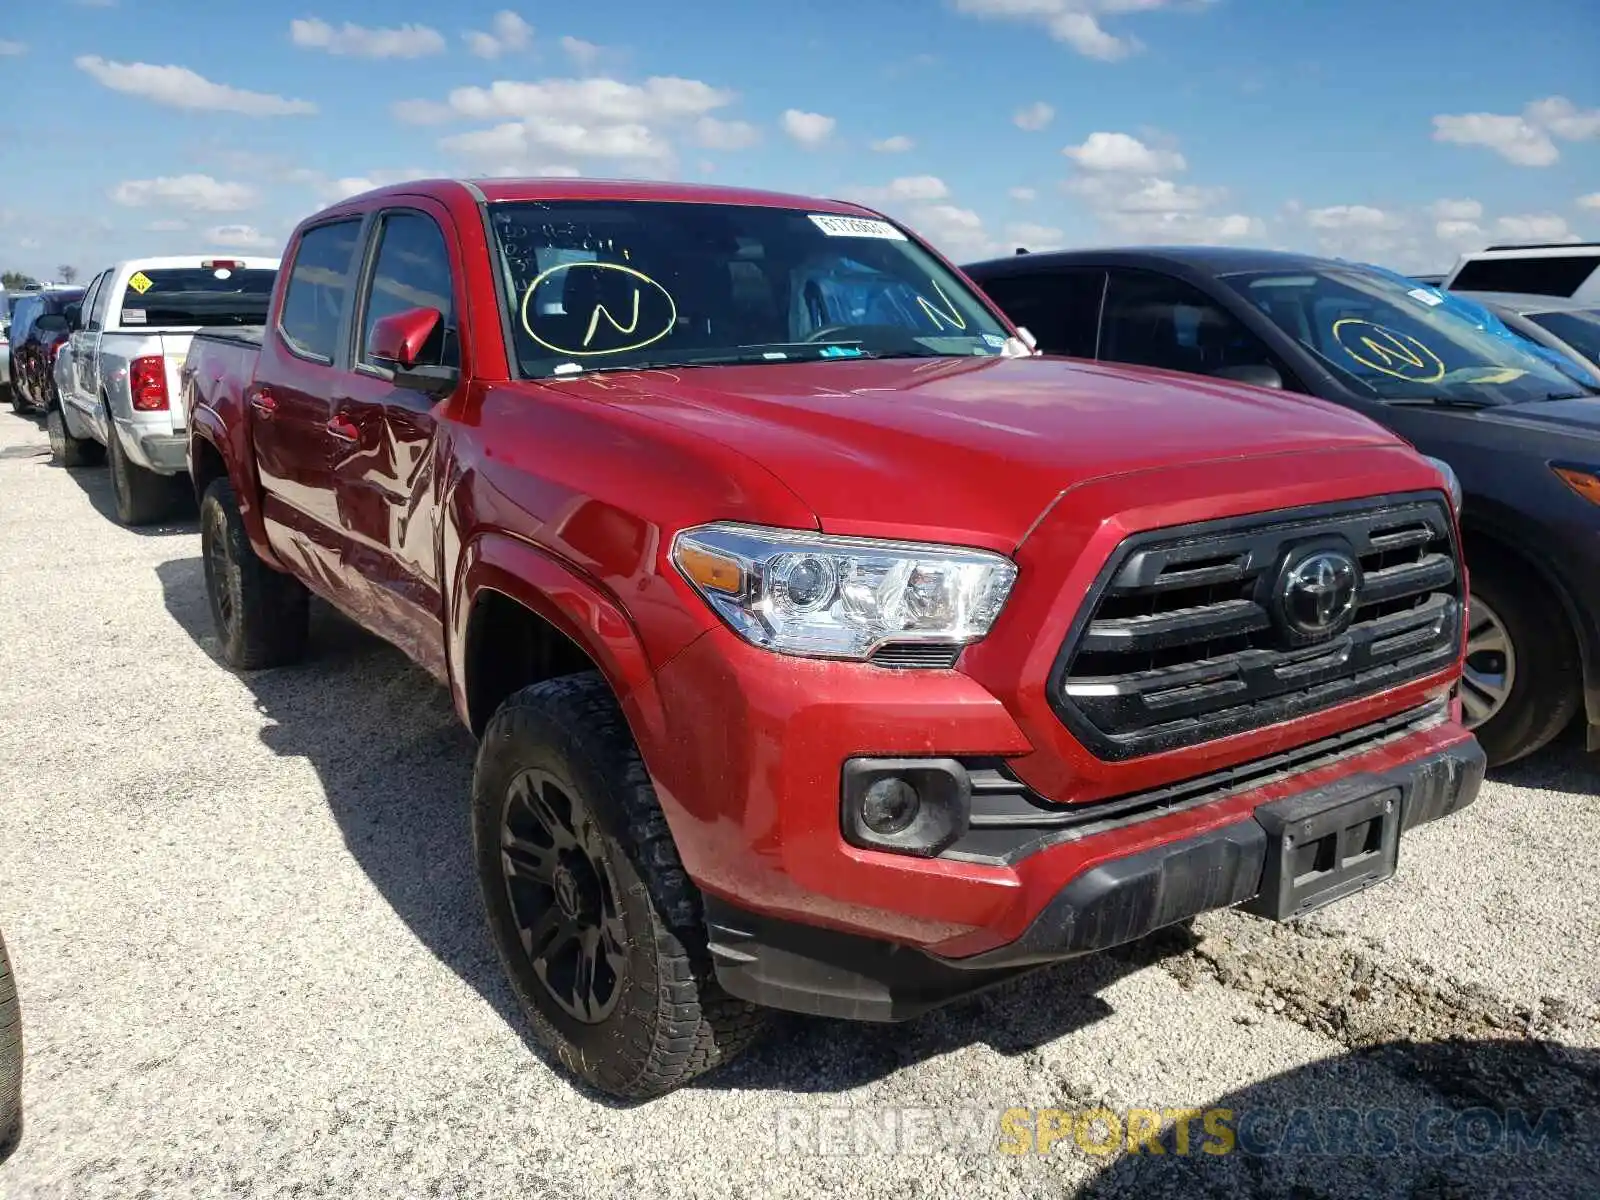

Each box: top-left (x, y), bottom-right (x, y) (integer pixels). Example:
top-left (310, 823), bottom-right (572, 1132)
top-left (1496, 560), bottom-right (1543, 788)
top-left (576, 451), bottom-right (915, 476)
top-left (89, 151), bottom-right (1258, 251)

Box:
top-left (449, 531), bottom-right (670, 750)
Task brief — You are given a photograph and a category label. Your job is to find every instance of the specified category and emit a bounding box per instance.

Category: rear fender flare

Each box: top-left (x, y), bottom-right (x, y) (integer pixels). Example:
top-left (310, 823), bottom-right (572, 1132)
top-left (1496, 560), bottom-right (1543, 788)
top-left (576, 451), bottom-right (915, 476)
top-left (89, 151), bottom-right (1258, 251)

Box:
top-left (188, 406), bottom-right (281, 568)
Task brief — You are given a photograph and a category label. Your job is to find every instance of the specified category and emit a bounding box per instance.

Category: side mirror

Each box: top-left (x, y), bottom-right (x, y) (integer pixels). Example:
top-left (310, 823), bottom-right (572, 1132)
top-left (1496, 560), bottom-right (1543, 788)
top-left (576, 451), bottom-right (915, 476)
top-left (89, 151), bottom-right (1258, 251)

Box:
top-left (63, 303), bottom-right (82, 332)
top-left (1213, 363), bottom-right (1284, 390)
top-left (369, 306), bottom-right (441, 370)
top-left (367, 306), bottom-right (458, 397)
top-left (35, 314), bottom-right (69, 334)
top-left (1014, 325), bottom-right (1039, 352)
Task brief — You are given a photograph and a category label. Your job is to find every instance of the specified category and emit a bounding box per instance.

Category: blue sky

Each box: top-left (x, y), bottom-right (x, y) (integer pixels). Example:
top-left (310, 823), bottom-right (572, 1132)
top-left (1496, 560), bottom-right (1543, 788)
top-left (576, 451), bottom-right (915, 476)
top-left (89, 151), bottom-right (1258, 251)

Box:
top-left (1, 0), bottom-right (1596, 282)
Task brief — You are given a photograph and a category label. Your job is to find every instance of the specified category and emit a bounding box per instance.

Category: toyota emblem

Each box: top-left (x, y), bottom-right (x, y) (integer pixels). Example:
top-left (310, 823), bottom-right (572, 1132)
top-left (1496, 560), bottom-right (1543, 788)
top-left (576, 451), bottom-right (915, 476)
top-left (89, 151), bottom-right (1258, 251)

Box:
top-left (1277, 549), bottom-right (1361, 640)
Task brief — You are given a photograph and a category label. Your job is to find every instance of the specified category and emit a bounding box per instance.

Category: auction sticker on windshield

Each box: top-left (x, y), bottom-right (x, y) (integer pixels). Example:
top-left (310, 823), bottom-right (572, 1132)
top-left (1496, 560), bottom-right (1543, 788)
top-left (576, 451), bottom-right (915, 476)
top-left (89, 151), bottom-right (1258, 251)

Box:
top-left (808, 214), bottom-right (908, 240)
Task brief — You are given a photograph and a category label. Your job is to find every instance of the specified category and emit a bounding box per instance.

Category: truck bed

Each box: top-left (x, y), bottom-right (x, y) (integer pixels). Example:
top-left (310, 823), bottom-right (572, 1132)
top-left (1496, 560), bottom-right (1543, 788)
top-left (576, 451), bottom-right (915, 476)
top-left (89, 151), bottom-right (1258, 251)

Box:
top-left (189, 326), bottom-right (266, 350)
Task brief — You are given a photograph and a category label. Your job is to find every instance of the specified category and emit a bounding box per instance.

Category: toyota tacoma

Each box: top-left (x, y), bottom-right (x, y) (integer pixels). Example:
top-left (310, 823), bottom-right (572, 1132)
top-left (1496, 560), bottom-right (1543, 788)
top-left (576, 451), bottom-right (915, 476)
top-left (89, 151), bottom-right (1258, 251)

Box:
top-left (181, 178), bottom-right (1483, 1099)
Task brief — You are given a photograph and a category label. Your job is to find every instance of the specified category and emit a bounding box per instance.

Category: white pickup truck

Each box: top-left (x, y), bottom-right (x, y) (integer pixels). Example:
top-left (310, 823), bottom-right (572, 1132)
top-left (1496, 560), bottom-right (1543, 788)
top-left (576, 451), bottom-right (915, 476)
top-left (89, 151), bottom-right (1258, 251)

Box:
top-left (51, 255), bottom-right (279, 524)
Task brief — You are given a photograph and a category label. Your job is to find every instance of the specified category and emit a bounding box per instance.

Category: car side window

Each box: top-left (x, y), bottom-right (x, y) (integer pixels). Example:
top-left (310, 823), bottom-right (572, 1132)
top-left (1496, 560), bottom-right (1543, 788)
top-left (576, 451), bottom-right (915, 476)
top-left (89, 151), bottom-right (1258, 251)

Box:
top-left (1100, 269), bottom-right (1291, 384)
top-left (10, 298), bottom-right (37, 342)
top-left (358, 210), bottom-right (459, 369)
top-left (279, 219), bottom-right (364, 364)
top-left (977, 268), bottom-right (1106, 359)
top-left (76, 275), bottom-right (103, 331)
top-left (87, 271), bottom-right (115, 331)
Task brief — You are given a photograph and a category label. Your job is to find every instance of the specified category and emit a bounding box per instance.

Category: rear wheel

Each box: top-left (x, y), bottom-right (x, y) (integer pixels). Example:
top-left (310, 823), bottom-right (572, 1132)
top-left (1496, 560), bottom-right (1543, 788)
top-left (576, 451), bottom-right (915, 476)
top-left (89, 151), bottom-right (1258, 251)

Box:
top-left (200, 477), bottom-right (310, 669)
top-left (47, 402), bottom-right (101, 468)
top-left (6, 382), bottom-right (27, 414)
top-left (1463, 553), bottom-right (1581, 767)
top-left (473, 672), bottom-right (767, 1099)
top-left (0, 928), bottom-right (22, 1166)
top-left (106, 415), bottom-right (178, 526)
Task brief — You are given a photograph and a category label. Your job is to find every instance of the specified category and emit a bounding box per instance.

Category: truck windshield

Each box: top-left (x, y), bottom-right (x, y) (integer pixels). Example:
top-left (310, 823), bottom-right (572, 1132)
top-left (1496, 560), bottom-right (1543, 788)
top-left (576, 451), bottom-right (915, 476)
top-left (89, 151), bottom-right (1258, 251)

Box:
top-left (487, 199), bottom-right (1016, 377)
top-left (117, 267), bottom-right (277, 329)
top-left (1220, 265), bottom-right (1595, 403)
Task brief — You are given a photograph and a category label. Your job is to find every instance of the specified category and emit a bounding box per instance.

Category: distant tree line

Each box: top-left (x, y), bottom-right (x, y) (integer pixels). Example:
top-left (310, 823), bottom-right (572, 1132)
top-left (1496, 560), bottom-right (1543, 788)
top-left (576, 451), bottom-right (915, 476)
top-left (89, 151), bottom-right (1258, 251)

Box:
top-left (1, 265), bottom-right (78, 289)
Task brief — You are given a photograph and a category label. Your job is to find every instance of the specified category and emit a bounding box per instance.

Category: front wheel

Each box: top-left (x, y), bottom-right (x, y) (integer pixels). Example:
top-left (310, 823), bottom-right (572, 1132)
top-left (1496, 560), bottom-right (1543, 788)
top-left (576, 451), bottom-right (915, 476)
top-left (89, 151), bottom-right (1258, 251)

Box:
top-left (0, 928), bottom-right (22, 1166)
top-left (472, 672), bottom-right (767, 1099)
top-left (1462, 556), bottom-right (1581, 767)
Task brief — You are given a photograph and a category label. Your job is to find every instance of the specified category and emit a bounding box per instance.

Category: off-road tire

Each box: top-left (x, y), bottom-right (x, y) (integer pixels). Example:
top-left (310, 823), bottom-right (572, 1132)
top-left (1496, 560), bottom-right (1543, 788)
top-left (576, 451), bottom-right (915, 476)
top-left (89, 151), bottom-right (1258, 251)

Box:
top-left (200, 477), bottom-right (310, 670)
top-left (1468, 550), bottom-right (1582, 768)
top-left (0, 929), bottom-right (22, 1166)
top-left (47, 402), bottom-right (101, 468)
top-left (6, 382), bottom-right (27, 414)
top-left (106, 413), bottom-right (177, 526)
top-left (472, 672), bottom-right (768, 1099)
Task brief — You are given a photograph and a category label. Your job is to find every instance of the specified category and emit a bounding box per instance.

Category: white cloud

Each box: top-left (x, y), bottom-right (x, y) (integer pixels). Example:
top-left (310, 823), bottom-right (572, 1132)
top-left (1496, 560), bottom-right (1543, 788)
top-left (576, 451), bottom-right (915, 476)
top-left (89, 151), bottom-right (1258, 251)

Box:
top-left (1305, 204), bottom-right (1395, 230)
top-left (290, 18), bottom-right (446, 58)
top-left (299, 167), bottom-right (437, 204)
top-left (694, 116), bottom-right (760, 151)
top-left (871, 134), bottom-right (915, 153)
top-left (1494, 213), bottom-right (1577, 243)
top-left (74, 56), bottom-right (316, 116)
top-left (463, 11), bottom-right (533, 59)
top-left (420, 75), bottom-right (739, 172)
top-left (782, 109), bottom-right (835, 147)
top-left (205, 224), bottom-right (278, 251)
top-left (1009, 186), bottom-right (1038, 202)
top-left (392, 98), bottom-right (453, 125)
top-left (849, 175), bottom-right (952, 205)
top-left (1428, 198), bottom-right (1483, 222)
top-left (1579, 193), bottom-right (1600, 212)
top-left (1435, 219), bottom-right (1485, 244)
top-left (1106, 210), bottom-right (1264, 242)
top-left (442, 76), bottom-right (733, 124)
top-left (1067, 174), bottom-right (1220, 213)
top-left (1013, 101), bottom-right (1055, 132)
top-left (1006, 221), bottom-right (1065, 250)
top-left (1526, 96), bottom-right (1600, 141)
top-left (111, 174), bottom-right (258, 212)
top-left (0, 40), bottom-right (26, 56)
top-left (1432, 96), bottom-right (1599, 167)
top-left (1063, 131), bottom-right (1186, 173)
top-left (1432, 113), bottom-right (1557, 167)
top-left (559, 36), bottom-right (602, 68)
top-left (953, 0), bottom-right (1212, 61)
top-left (560, 36), bottom-right (602, 67)
top-left (906, 203), bottom-right (999, 260)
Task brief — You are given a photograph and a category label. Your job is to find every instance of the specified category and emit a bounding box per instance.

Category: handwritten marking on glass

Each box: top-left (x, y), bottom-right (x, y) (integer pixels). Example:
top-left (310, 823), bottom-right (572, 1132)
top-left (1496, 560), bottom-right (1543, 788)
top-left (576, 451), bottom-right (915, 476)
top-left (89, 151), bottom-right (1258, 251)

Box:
top-left (520, 261), bottom-right (678, 357)
top-left (915, 280), bottom-right (968, 332)
top-left (1332, 319), bottom-right (1445, 384)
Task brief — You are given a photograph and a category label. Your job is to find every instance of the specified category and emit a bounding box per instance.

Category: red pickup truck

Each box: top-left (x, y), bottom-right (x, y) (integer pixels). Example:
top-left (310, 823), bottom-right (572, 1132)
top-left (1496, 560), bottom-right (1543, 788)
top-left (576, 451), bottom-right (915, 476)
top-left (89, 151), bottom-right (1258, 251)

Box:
top-left (182, 177), bottom-right (1483, 1099)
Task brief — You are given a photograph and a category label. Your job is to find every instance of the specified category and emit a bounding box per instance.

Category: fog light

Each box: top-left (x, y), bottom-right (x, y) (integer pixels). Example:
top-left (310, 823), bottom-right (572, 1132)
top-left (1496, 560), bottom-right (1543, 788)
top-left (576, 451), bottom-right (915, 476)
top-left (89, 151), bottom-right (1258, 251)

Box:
top-left (861, 777), bottom-right (920, 835)
top-left (841, 757), bottom-right (973, 858)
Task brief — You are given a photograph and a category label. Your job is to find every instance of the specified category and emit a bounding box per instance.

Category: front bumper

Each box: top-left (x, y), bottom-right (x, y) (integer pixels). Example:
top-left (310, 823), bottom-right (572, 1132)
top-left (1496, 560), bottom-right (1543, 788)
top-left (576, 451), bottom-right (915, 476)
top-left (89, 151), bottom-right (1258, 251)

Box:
top-left (705, 733), bottom-right (1484, 1020)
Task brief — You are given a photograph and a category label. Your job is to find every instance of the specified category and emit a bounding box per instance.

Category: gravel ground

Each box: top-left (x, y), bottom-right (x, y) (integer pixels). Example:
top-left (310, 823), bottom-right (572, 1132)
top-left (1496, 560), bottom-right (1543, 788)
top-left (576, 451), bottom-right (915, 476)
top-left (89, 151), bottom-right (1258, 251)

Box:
top-left (0, 408), bottom-right (1597, 1199)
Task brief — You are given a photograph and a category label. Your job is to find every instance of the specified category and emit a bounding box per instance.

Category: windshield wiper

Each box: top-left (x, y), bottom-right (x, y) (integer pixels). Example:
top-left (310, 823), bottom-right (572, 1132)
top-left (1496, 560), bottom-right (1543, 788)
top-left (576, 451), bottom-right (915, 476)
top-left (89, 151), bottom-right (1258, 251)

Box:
top-left (1382, 395), bottom-right (1496, 410)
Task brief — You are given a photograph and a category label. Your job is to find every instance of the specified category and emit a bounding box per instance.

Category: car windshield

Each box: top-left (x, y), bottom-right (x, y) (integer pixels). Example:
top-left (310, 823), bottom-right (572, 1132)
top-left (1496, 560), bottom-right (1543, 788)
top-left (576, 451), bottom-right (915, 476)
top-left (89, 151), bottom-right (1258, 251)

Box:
top-left (117, 266), bottom-right (277, 328)
top-left (1528, 308), bottom-right (1600, 364)
top-left (1219, 265), bottom-right (1594, 404)
top-left (487, 199), bottom-right (1017, 378)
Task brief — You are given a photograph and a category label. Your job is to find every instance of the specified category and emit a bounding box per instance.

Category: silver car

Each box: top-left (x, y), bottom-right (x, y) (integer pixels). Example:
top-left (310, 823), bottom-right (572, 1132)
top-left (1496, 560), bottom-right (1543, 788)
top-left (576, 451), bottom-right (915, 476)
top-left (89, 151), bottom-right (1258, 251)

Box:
top-left (54, 255), bottom-right (279, 525)
top-left (1452, 290), bottom-right (1600, 382)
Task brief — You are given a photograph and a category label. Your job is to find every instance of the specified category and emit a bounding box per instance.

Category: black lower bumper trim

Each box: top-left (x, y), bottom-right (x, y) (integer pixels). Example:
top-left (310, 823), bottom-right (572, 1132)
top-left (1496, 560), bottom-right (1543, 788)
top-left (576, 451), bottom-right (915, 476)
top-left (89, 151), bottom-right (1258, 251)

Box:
top-left (706, 736), bottom-right (1485, 1021)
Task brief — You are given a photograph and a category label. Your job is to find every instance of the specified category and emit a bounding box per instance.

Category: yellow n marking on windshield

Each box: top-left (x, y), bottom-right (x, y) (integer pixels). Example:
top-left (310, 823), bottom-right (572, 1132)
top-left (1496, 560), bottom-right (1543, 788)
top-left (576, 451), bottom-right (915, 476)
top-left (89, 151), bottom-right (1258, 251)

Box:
top-left (583, 288), bottom-right (641, 348)
top-left (916, 280), bottom-right (968, 332)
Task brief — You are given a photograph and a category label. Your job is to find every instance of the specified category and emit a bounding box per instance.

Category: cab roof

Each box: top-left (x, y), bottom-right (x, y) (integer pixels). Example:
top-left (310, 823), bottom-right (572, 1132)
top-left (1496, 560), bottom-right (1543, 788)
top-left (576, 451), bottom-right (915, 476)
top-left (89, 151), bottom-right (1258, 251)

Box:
top-left (332, 176), bottom-right (882, 218)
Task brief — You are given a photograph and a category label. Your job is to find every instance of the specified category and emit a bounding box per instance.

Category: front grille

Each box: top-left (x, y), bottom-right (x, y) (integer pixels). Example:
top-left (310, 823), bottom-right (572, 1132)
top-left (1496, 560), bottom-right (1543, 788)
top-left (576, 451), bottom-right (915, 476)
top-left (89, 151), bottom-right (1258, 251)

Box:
top-left (1050, 493), bottom-right (1462, 760)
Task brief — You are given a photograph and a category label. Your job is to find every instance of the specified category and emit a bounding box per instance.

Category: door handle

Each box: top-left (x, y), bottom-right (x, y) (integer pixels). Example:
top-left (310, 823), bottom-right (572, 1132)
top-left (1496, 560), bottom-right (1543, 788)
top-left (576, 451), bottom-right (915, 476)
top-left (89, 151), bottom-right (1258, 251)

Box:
top-left (250, 389), bottom-right (277, 417)
top-left (326, 414), bottom-right (359, 442)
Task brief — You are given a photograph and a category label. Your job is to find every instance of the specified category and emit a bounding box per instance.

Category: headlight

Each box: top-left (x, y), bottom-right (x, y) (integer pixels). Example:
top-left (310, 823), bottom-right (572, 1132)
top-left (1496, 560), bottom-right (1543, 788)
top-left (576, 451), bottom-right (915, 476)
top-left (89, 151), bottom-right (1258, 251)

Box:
top-left (671, 522), bottom-right (1018, 661)
top-left (1421, 455), bottom-right (1462, 513)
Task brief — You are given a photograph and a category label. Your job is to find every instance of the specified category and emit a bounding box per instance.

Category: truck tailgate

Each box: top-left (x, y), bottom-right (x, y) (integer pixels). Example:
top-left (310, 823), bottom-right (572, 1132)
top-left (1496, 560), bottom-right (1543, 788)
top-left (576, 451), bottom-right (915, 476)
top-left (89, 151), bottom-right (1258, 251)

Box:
top-left (157, 332), bottom-right (194, 433)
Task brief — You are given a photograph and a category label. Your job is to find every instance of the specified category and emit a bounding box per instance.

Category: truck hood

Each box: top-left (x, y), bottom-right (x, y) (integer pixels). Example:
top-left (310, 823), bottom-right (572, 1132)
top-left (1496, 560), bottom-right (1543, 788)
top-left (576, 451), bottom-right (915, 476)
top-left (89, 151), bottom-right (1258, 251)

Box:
top-left (542, 355), bottom-right (1403, 546)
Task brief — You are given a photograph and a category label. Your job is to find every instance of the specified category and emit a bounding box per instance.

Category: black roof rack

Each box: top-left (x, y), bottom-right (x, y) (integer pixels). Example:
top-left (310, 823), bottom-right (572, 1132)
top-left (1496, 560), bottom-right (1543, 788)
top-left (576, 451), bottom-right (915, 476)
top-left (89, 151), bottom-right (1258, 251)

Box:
top-left (1481, 241), bottom-right (1600, 252)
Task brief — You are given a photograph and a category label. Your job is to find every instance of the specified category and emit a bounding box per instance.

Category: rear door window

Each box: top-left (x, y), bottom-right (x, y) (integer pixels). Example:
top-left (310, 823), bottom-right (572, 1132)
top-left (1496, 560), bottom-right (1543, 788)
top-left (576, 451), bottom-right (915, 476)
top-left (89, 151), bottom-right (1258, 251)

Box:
top-left (87, 271), bottom-right (115, 331)
top-left (977, 268), bottom-right (1105, 359)
top-left (1100, 268), bottom-right (1292, 382)
top-left (278, 220), bottom-right (364, 364)
top-left (117, 264), bottom-right (276, 329)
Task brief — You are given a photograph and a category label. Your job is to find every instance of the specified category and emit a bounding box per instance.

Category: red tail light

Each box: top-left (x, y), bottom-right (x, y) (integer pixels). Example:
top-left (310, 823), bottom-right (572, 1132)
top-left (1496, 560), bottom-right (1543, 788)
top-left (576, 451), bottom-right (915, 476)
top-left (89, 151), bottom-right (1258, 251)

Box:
top-left (129, 355), bottom-right (170, 411)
